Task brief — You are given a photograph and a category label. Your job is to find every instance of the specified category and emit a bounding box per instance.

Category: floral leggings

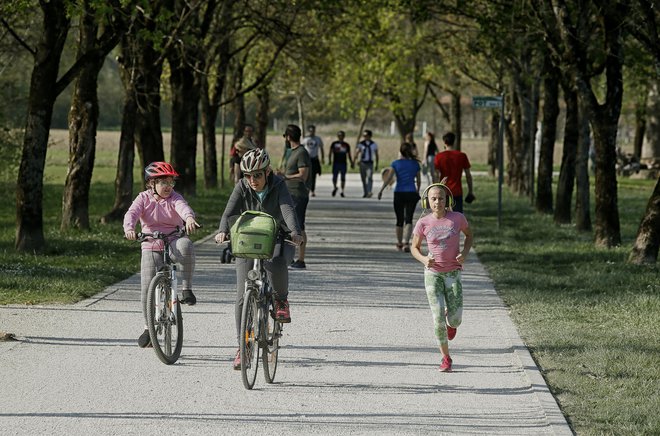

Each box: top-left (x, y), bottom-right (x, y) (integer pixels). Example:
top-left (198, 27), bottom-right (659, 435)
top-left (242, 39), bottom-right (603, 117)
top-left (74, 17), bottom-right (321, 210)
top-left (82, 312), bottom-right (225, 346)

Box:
top-left (424, 269), bottom-right (463, 346)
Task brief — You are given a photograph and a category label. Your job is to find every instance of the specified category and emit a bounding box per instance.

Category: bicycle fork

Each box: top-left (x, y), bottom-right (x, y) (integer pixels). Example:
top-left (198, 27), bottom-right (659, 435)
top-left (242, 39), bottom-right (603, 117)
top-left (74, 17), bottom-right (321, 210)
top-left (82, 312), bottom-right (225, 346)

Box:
top-left (154, 267), bottom-right (178, 324)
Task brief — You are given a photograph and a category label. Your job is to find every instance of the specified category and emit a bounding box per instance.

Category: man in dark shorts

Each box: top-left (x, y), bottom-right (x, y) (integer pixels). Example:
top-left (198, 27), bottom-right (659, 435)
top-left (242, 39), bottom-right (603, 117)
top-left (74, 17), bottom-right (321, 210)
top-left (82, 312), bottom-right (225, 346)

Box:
top-left (279, 124), bottom-right (312, 269)
top-left (328, 130), bottom-right (354, 197)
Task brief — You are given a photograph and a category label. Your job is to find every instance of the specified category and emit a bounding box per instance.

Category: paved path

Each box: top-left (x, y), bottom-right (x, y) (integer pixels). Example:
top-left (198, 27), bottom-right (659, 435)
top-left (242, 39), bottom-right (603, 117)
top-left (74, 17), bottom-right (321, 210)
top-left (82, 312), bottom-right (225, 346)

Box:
top-left (0, 173), bottom-right (572, 435)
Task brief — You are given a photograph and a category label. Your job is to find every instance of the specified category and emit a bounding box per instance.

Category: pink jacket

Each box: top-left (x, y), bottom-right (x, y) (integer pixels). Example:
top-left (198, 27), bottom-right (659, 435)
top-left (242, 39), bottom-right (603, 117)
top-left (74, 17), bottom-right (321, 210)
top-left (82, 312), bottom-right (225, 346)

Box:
top-left (123, 190), bottom-right (195, 251)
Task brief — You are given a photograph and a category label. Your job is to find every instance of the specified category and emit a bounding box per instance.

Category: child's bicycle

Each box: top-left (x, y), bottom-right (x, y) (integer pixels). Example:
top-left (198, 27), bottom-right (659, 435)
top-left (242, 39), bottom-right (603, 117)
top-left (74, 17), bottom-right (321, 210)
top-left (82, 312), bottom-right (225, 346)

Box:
top-left (239, 255), bottom-right (284, 389)
top-left (136, 227), bottom-right (189, 365)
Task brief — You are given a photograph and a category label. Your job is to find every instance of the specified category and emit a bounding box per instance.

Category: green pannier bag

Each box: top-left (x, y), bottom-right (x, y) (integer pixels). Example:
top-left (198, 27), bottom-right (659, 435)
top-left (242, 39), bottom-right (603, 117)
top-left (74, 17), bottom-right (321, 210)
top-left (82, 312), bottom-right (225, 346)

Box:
top-left (229, 210), bottom-right (278, 259)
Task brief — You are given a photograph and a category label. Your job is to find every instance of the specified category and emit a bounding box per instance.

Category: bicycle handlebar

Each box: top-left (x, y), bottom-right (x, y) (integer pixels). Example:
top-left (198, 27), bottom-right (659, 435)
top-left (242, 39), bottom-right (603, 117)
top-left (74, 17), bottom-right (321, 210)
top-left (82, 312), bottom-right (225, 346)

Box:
top-left (136, 227), bottom-right (186, 242)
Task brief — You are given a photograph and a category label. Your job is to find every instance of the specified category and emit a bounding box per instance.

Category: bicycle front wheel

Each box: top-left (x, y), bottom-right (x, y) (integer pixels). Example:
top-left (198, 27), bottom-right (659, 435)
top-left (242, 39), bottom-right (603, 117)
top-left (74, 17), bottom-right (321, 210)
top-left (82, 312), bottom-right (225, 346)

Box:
top-left (262, 306), bottom-right (281, 384)
top-left (146, 274), bottom-right (183, 365)
top-left (240, 289), bottom-right (259, 389)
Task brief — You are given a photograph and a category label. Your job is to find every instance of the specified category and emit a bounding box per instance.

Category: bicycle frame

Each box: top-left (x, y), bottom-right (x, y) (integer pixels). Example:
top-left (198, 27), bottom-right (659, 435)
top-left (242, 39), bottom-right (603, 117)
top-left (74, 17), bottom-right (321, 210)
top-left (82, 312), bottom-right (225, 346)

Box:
top-left (143, 230), bottom-right (182, 325)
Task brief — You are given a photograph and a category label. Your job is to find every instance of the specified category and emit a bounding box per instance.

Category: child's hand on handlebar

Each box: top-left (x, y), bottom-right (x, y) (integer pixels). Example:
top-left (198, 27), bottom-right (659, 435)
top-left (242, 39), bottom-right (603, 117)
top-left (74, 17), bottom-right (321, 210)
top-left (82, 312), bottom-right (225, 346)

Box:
top-left (185, 217), bottom-right (200, 235)
top-left (125, 230), bottom-right (137, 241)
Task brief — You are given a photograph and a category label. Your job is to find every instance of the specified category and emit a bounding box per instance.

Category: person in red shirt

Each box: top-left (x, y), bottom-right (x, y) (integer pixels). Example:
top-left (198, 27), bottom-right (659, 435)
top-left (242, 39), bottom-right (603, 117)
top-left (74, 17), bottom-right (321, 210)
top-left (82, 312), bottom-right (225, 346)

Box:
top-left (433, 132), bottom-right (474, 213)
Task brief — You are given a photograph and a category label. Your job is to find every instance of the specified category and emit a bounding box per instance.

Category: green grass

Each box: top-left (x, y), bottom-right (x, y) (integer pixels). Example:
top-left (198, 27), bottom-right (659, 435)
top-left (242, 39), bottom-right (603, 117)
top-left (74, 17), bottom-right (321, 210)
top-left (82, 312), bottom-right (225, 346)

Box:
top-left (468, 175), bottom-right (659, 436)
top-left (0, 178), bottom-right (228, 305)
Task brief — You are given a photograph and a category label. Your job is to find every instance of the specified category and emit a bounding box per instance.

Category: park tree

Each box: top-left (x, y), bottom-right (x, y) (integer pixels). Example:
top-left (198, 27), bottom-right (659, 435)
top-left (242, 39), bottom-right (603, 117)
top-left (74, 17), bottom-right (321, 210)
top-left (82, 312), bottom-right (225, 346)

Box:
top-left (103, 3), bottom-right (172, 222)
top-left (626, 0), bottom-right (660, 264)
top-left (5, 0), bottom-right (122, 251)
top-left (61, 0), bottom-right (126, 231)
top-left (532, 0), bottom-right (628, 248)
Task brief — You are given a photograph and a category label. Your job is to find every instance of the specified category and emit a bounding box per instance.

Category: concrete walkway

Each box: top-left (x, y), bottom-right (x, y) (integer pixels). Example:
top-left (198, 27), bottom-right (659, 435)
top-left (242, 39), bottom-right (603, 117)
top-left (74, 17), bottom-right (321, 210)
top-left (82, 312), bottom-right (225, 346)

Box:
top-left (0, 173), bottom-right (572, 435)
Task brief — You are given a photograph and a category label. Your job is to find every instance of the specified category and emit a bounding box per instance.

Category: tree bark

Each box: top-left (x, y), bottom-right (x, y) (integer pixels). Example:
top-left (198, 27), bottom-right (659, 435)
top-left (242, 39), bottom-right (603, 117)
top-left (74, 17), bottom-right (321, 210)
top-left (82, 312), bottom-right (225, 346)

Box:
top-left (554, 85), bottom-right (578, 225)
top-left (169, 47), bottom-right (200, 197)
top-left (642, 81), bottom-right (660, 162)
top-left (536, 57), bottom-right (559, 214)
top-left (575, 96), bottom-right (592, 231)
top-left (628, 176), bottom-right (660, 264)
top-left (102, 36), bottom-right (138, 224)
top-left (15, 1), bottom-right (70, 252)
top-left (232, 63), bottom-right (246, 146)
top-left (255, 82), bottom-right (270, 149)
top-left (451, 91), bottom-right (461, 150)
top-left (61, 4), bottom-right (106, 231)
top-left (134, 36), bottom-right (164, 171)
top-left (488, 112), bottom-right (499, 177)
top-left (200, 75), bottom-right (219, 190)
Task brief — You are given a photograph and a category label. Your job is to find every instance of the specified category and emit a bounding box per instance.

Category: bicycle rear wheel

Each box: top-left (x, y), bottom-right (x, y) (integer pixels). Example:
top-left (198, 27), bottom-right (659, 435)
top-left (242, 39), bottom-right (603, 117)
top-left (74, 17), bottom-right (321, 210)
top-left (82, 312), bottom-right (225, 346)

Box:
top-left (146, 274), bottom-right (183, 365)
top-left (262, 305), bottom-right (281, 383)
top-left (240, 289), bottom-right (259, 389)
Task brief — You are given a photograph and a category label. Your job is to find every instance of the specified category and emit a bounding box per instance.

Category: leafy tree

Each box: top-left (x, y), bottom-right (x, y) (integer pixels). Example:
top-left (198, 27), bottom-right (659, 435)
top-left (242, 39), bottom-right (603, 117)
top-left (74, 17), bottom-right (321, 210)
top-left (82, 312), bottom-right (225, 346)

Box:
top-left (61, 0), bottom-right (126, 231)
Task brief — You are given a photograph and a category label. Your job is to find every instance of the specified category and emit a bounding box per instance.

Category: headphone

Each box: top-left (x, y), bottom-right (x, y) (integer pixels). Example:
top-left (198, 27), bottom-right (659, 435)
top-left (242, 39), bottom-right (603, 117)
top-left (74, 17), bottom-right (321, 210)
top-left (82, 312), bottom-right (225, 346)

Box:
top-left (421, 183), bottom-right (454, 209)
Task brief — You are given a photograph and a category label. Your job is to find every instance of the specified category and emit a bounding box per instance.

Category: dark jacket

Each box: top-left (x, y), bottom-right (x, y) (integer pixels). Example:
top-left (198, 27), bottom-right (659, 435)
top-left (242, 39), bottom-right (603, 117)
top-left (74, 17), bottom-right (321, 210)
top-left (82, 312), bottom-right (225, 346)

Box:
top-left (218, 172), bottom-right (301, 236)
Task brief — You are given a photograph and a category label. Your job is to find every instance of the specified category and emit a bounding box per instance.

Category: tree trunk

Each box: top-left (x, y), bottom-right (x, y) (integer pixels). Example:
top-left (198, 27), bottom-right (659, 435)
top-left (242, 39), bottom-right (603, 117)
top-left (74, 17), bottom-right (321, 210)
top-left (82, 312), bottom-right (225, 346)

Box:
top-left (554, 86), bottom-right (578, 225)
top-left (255, 82), bottom-right (270, 149)
top-left (451, 91), bottom-right (461, 150)
top-left (628, 176), bottom-right (660, 264)
top-left (536, 57), bottom-right (559, 214)
top-left (488, 112), bottom-right (499, 177)
top-left (232, 64), bottom-right (246, 145)
top-left (169, 49), bottom-right (200, 197)
top-left (575, 97), bottom-right (591, 231)
top-left (15, 1), bottom-right (70, 252)
top-left (134, 39), bottom-right (164, 171)
top-left (102, 35), bottom-right (139, 223)
top-left (642, 81), bottom-right (660, 163)
top-left (200, 75), bottom-right (219, 190)
top-left (633, 92), bottom-right (647, 160)
top-left (61, 7), bottom-right (105, 231)
top-left (506, 85), bottom-right (528, 195)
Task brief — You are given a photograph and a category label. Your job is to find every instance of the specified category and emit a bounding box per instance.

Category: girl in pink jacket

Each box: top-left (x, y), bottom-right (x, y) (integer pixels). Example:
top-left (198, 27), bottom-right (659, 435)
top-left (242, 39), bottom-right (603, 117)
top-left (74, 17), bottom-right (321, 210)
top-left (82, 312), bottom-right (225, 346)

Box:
top-left (123, 162), bottom-right (200, 348)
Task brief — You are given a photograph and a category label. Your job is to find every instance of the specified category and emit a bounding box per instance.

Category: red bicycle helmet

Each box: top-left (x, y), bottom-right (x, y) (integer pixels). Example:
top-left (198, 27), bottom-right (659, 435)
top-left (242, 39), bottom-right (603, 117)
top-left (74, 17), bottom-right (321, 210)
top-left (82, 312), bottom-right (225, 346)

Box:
top-left (144, 161), bottom-right (179, 180)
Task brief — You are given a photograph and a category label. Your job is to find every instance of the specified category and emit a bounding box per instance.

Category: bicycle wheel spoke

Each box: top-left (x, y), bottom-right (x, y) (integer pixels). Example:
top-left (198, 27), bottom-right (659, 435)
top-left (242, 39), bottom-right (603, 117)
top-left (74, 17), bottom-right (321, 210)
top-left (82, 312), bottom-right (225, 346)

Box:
top-left (147, 275), bottom-right (183, 365)
top-left (240, 291), bottom-right (259, 389)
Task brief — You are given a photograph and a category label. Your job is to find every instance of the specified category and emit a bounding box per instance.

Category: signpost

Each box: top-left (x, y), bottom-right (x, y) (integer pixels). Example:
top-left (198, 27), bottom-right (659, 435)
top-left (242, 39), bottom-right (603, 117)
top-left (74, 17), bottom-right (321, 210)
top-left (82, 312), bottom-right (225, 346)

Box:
top-left (472, 95), bottom-right (505, 228)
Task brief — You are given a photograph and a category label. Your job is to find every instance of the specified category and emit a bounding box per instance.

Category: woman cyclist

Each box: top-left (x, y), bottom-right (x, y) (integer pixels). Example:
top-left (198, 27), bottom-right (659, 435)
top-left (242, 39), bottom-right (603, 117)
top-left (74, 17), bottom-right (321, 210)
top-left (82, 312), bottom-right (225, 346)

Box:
top-left (123, 162), bottom-right (200, 348)
top-left (214, 149), bottom-right (303, 370)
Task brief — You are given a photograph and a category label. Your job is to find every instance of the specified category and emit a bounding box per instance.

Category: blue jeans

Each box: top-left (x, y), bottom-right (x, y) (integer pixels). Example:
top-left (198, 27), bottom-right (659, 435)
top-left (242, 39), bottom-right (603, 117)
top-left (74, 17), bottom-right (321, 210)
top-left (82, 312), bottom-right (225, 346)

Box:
top-left (359, 161), bottom-right (374, 195)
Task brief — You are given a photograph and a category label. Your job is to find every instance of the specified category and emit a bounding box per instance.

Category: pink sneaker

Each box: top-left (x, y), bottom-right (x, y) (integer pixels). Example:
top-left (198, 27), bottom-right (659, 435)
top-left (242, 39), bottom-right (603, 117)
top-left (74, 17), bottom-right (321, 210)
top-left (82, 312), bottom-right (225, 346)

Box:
top-left (232, 349), bottom-right (241, 370)
top-left (275, 299), bottom-right (291, 323)
top-left (439, 355), bottom-right (452, 372)
top-left (447, 324), bottom-right (457, 341)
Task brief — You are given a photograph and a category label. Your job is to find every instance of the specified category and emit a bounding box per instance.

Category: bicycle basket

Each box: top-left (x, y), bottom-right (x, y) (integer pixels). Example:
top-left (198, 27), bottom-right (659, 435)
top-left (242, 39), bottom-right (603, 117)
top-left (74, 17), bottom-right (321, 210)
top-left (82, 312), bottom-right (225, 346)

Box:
top-left (229, 211), bottom-right (278, 259)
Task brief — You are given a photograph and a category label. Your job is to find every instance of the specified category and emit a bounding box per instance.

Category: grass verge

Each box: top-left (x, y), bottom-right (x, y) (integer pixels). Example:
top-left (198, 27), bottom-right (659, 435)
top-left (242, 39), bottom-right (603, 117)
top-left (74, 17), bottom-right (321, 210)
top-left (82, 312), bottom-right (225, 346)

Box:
top-left (468, 175), bottom-right (659, 435)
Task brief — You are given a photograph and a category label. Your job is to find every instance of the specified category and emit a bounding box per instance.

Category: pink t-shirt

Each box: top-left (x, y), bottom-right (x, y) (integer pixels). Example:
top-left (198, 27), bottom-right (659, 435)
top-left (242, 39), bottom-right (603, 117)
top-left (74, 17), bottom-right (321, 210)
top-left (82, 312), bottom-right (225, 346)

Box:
top-left (123, 190), bottom-right (195, 251)
top-left (413, 211), bottom-right (468, 273)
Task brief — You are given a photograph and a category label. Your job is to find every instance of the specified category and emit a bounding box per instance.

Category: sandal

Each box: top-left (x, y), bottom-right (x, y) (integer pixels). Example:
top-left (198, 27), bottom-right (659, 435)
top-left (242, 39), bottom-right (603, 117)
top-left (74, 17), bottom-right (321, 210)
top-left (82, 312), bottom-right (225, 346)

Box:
top-left (396, 243), bottom-right (404, 251)
top-left (403, 244), bottom-right (411, 253)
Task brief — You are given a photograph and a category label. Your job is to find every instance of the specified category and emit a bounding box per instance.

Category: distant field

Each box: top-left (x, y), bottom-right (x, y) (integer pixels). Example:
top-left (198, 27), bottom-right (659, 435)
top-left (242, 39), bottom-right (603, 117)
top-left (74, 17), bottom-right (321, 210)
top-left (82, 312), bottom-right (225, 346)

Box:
top-left (47, 129), bottom-right (503, 178)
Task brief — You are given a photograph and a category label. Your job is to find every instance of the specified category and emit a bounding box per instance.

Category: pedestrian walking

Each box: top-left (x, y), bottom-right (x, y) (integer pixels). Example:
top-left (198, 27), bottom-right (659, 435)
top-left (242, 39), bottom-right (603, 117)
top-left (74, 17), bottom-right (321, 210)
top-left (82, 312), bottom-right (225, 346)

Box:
top-left (433, 132), bottom-right (474, 213)
top-left (230, 137), bottom-right (256, 184)
top-left (377, 142), bottom-right (421, 252)
top-left (328, 130), bottom-right (354, 197)
top-left (354, 129), bottom-right (379, 198)
top-left (410, 183), bottom-right (473, 372)
top-left (303, 125), bottom-right (324, 197)
top-left (123, 162), bottom-right (201, 348)
top-left (423, 131), bottom-right (439, 185)
top-left (278, 124), bottom-right (311, 269)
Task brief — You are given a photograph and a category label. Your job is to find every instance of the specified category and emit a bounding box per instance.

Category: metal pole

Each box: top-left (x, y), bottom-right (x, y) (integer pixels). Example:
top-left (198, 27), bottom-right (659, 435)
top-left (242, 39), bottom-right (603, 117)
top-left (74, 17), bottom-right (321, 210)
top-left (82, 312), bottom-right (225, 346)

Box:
top-left (497, 93), bottom-right (505, 228)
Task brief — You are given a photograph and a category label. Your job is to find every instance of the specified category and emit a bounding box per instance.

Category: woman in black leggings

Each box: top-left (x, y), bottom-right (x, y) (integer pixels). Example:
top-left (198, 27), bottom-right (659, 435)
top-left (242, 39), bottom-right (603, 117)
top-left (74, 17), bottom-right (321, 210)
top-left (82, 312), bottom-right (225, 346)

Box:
top-left (377, 142), bottom-right (422, 252)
